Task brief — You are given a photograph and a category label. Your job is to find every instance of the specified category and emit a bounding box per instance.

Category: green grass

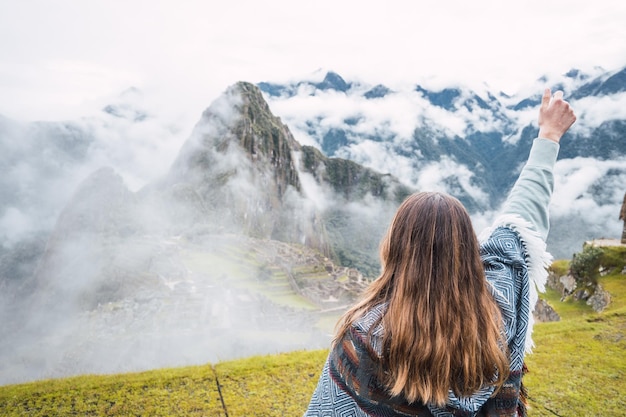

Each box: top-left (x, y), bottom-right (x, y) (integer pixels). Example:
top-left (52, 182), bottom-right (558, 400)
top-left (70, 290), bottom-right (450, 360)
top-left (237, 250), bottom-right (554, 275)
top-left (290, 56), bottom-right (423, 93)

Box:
top-left (525, 316), bottom-right (626, 415)
top-left (1, 249), bottom-right (625, 416)
top-left (541, 287), bottom-right (595, 320)
top-left (549, 259), bottom-right (570, 277)
top-left (0, 351), bottom-right (328, 417)
top-left (216, 350), bottom-right (327, 416)
top-left (0, 365), bottom-right (225, 416)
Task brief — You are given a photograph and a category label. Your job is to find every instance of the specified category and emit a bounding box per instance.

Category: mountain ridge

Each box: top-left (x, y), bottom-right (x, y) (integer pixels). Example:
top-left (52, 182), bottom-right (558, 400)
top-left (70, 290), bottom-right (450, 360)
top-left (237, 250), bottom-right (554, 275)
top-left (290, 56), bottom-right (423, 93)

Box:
top-left (258, 67), bottom-right (626, 259)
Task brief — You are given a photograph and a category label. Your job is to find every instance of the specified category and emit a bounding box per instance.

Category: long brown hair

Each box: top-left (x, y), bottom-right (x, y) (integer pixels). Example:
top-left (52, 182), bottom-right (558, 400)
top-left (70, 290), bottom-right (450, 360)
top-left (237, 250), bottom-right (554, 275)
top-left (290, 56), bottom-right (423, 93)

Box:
top-left (334, 192), bottom-right (510, 406)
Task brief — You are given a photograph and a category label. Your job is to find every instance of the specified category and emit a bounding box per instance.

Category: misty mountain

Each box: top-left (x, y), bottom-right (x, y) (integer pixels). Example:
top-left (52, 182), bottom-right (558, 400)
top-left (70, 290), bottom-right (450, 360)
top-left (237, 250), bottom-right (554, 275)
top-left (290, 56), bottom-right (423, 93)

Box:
top-left (26, 81), bottom-right (408, 292)
top-left (30, 167), bottom-right (139, 312)
top-left (0, 81), bottom-right (409, 385)
top-left (152, 82), bottom-right (410, 274)
top-left (569, 66), bottom-right (626, 98)
top-left (259, 67), bottom-right (626, 259)
top-left (2, 81), bottom-right (408, 314)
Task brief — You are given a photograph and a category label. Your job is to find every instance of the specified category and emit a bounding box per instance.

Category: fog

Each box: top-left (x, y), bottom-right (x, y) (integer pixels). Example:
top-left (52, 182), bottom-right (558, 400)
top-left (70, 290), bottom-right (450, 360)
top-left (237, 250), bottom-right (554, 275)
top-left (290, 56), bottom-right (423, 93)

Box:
top-left (0, 89), bottom-right (190, 247)
top-left (0, 84), bottom-right (401, 386)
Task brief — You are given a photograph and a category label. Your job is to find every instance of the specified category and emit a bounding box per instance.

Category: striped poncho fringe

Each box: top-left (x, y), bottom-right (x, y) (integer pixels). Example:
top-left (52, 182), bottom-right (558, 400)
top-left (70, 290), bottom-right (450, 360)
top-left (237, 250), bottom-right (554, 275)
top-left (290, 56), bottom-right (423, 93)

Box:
top-left (478, 213), bottom-right (553, 354)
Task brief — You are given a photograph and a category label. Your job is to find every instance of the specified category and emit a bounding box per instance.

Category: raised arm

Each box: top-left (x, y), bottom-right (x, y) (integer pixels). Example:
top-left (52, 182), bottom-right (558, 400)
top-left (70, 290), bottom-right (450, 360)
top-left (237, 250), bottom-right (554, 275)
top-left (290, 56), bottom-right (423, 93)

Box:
top-left (501, 89), bottom-right (576, 239)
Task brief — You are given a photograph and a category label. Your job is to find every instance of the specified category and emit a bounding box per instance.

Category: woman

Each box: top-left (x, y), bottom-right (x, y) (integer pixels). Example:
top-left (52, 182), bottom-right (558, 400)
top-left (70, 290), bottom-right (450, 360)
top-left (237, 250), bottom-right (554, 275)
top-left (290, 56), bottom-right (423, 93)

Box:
top-left (304, 89), bottom-right (576, 417)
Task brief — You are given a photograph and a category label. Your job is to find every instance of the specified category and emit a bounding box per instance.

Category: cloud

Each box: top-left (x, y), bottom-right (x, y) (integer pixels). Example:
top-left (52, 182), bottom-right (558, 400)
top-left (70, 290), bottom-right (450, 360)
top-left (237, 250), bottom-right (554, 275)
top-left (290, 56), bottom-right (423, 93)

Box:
top-left (268, 89), bottom-right (424, 141)
top-left (0, 208), bottom-right (34, 243)
top-left (264, 81), bottom-right (527, 210)
top-left (552, 157), bottom-right (626, 216)
top-left (296, 164), bottom-right (333, 212)
top-left (261, 74), bottom-right (625, 262)
top-left (0, 88), bottom-right (196, 248)
top-left (548, 157), bottom-right (626, 249)
top-left (574, 92), bottom-right (626, 132)
top-left (334, 141), bottom-right (416, 185)
top-left (418, 157), bottom-right (490, 205)
top-left (2, 0), bottom-right (626, 123)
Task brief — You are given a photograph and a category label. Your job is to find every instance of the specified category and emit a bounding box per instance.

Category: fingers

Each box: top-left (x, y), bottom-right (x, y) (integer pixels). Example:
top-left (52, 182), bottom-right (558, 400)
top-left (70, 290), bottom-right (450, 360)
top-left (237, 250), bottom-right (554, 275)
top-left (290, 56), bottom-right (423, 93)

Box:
top-left (541, 88), bottom-right (551, 108)
top-left (542, 89), bottom-right (567, 111)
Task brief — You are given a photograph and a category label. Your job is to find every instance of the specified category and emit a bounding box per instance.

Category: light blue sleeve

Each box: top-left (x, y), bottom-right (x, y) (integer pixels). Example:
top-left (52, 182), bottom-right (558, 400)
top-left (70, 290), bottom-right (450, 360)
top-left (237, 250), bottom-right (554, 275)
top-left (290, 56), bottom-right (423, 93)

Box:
top-left (500, 138), bottom-right (560, 240)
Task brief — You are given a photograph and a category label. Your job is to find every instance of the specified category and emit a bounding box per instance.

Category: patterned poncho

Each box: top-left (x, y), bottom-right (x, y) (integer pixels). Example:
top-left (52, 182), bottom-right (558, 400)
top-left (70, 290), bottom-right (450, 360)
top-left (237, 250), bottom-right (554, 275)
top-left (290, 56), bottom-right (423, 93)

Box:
top-left (304, 216), bottom-right (552, 417)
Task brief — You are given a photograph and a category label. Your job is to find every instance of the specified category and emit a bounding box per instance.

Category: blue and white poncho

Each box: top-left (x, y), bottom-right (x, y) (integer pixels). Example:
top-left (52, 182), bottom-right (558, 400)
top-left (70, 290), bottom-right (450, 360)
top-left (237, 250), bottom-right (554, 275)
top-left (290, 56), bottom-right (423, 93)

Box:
top-left (304, 138), bottom-right (559, 417)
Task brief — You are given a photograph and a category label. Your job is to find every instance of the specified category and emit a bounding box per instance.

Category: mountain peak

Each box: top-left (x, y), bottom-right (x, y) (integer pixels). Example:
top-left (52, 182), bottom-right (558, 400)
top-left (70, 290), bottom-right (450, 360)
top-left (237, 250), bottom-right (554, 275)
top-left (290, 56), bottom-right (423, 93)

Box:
top-left (102, 87), bottom-right (148, 122)
top-left (160, 82), bottom-right (313, 244)
top-left (571, 66), bottom-right (626, 99)
top-left (258, 71), bottom-right (352, 97)
top-left (44, 167), bottom-right (137, 245)
top-left (182, 81), bottom-right (302, 194)
top-left (316, 71), bottom-right (351, 92)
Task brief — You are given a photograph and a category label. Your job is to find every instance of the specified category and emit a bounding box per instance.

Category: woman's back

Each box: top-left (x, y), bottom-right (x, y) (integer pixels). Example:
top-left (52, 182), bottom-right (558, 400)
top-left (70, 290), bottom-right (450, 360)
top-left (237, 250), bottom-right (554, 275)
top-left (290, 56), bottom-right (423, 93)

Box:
top-left (304, 89), bottom-right (576, 417)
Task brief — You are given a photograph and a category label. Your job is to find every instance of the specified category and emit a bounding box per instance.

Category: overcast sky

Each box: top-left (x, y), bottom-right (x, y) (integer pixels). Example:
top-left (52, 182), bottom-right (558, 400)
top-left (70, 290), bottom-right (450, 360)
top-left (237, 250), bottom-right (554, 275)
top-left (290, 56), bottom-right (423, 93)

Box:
top-left (1, 0), bottom-right (625, 123)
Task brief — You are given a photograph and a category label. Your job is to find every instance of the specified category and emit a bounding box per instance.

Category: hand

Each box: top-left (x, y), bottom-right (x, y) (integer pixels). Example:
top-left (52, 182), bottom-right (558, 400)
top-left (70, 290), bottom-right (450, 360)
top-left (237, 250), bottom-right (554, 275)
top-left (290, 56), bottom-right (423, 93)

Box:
top-left (537, 88), bottom-right (577, 143)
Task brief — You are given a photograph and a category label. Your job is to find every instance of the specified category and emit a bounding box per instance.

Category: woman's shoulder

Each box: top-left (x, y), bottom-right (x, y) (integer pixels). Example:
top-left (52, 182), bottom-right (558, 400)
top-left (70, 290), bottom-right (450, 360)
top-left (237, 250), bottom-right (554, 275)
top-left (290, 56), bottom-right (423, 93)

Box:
top-left (354, 303), bottom-right (386, 333)
top-left (480, 226), bottom-right (525, 263)
top-left (483, 226), bottom-right (522, 245)
top-left (352, 303), bottom-right (387, 356)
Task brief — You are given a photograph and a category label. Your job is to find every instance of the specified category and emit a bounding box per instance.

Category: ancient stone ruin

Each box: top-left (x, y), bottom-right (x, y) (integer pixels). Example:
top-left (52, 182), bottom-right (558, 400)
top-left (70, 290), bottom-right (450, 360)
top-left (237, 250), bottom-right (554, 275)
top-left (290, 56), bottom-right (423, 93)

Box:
top-left (620, 192), bottom-right (626, 244)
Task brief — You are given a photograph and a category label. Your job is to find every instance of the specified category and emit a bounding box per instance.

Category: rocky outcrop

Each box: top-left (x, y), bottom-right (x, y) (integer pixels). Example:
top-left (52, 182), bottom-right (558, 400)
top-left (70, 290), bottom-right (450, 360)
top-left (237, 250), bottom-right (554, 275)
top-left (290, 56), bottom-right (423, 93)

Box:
top-left (534, 299), bottom-right (560, 322)
top-left (587, 285), bottom-right (611, 312)
top-left (619, 193), bottom-right (626, 245)
top-left (547, 271), bottom-right (577, 300)
top-left (300, 145), bottom-right (411, 202)
top-left (169, 82), bottom-right (302, 198)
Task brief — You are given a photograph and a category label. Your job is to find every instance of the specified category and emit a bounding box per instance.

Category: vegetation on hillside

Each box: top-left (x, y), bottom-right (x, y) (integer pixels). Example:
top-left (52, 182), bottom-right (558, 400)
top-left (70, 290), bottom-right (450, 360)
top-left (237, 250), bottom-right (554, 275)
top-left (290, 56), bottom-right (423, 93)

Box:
top-left (1, 246), bottom-right (624, 416)
top-left (569, 244), bottom-right (604, 289)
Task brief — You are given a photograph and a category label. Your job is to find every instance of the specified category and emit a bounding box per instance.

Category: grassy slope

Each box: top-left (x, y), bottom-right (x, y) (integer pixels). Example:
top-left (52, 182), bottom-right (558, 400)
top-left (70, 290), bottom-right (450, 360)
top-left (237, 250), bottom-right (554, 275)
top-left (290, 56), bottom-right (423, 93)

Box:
top-left (1, 259), bottom-right (625, 416)
top-left (0, 350), bottom-right (327, 417)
